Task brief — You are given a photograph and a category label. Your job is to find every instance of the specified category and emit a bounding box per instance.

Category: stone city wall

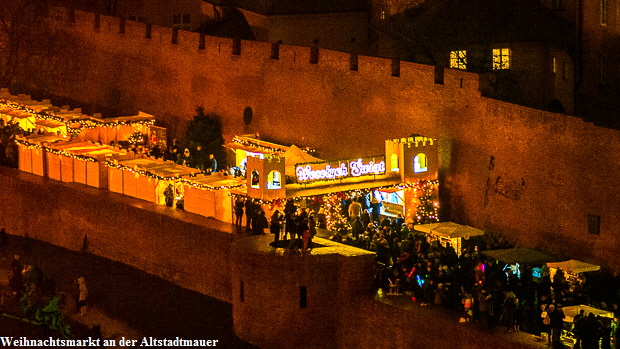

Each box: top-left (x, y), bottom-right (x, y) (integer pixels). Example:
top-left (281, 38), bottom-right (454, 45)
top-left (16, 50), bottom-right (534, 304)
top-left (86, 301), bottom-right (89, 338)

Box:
top-left (11, 8), bottom-right (620, 271)
top-left (0, 167), bottom-right (233, 302)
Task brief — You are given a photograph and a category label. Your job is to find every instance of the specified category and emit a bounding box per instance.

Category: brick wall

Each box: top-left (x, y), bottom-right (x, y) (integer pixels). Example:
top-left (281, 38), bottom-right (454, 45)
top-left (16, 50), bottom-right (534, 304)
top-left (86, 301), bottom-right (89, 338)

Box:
top-left (11, 8), bottom-right (620, 272)
top-left (0, 167), bottom-right (234, 302)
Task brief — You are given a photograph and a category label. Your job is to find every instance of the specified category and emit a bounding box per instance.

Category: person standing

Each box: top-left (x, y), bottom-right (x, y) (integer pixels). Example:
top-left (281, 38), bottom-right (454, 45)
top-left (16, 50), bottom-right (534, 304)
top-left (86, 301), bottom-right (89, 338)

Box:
top-left (76, 276), bottom-right (88, 316)
top-left (270, 210), bottom-right (282, 243)
top-left (348, 198), bottom-right (362, 223)
top-left (164, 184), bottom-right (174, 207)
top-left (234, 198), bottom-right (244, 227)
top-left (253, 210), bottom-right (268, 235)
top-left (549, 304), bottom-right (565, 346)
top-left (245, 199), bottom-right (254, 230)
top-left (370, 193), bottom-right (382, 223)
top-left (206, 154), bottom-right (217, 174)
top-left (9, 254), bottom-right (24, 295)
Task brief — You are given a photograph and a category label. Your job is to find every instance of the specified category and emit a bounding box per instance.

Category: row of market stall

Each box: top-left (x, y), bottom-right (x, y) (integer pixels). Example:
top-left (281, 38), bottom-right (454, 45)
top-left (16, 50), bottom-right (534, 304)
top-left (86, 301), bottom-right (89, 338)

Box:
top-left (4, 91), bottom-right (443, 227)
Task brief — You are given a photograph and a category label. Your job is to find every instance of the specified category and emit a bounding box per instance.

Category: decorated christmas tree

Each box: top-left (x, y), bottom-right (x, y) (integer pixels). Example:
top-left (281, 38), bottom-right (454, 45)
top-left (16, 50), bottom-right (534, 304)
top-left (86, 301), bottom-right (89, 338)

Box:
top-left (323, 193), bottom-right (351, 232)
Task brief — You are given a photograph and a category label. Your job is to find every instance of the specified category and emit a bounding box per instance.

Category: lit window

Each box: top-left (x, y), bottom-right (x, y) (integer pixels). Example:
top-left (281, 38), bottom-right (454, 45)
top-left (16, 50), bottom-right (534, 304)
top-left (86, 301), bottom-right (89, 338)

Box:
top-left (413, 153), bottom-right (427, 173)
top-left (450, 50), bottom-right (467, 70)
top-left (250, 170), bottom-right (260, 188)
top-left (172, 14), bottom-right (191, 30)
top-left (552, 57), bottom-right (556, 73)
top-left (390, 154), bottom-right (399, 172)
top-left (492, 48), bottom-right (511, 70)
top-left (380, 10), bottom-right (386, 20)
top-left (600, 0), bottom-right (607, 25)
top-left (267, 170), bottom-right (281, 189)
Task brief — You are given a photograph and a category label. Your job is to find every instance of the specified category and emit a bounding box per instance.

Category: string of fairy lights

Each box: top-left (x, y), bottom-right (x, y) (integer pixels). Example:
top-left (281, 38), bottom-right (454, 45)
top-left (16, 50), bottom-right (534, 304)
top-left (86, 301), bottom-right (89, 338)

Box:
top-left (104, 161), bottom-right (246, 191)
top-left (0, 99), bottom-right (154, 135)
top-left (229, 179), bottom-right (440, 229)
top-left (104, 161), bottom-right (184, 181)
top-left (231, 136), bottom-right (317, 155)
top-left (14, 139), bottom-right (97, 162)
top-left (178, 178), bottom-right (246, 191)
top-left (5, 99), bottom-right (440, 224)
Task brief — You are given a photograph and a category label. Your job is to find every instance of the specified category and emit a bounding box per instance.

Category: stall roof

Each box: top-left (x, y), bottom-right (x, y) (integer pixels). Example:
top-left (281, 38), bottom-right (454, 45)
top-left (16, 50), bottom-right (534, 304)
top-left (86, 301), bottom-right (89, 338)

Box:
top-left (414, 222), bottom-right (484, 239)
top-left (286, 175), bottom-right (401, 198)
top-left (36, 119), bottom-right (65, 128)
top-left (225, 135), bottom-right (290, 154)
top-left (182, 173), bottom-right (245, 190)
top-left (22, 134), bottom-right (67, 144)
top-left (546, 260), bottom-right (600, 274)
top-left (45, 140), bottom-right (127, 157)
top-left (481, 247), bottom-right (557, 265)
top-left (284, 145), bottom-right (324, 177)
top-left (117, 158), bottom-right (201, 178)
top-left (562, 305), bottom-right (614, 322)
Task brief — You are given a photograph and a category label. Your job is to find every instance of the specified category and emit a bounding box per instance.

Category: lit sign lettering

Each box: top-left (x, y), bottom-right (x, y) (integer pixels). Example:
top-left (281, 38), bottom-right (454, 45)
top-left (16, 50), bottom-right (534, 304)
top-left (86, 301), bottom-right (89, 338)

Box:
top-left (350, 158), bottom-right (385, 177)
top-left (295, 157), bottom-right (386, 182)
top-left (296, 163), bottom-right (348, 182)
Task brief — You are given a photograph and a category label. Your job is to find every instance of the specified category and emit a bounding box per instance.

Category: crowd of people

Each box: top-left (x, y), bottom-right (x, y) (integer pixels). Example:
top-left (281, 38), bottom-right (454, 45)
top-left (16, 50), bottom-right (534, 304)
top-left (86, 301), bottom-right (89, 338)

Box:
top-left (1, 231), bottom-right (89, 338)
top-left (331, 214), bottom-right (619, 349)
top-left (234, 198), bottom-right (320, 250)
top-left (251, 192), bottom-right (620, 348)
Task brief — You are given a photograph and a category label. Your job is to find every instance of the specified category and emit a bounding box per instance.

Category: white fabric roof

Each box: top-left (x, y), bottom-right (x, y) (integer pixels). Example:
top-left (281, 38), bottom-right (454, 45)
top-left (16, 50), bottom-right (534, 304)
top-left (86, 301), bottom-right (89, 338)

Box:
top-left (284, 145), bottom-right (323, 177)
top-left (414, 222), bottom-right (485, 239)
top-left (546, 259), bottom-right (600, 274)
top-left (562, 305), bottom-right (614, 322)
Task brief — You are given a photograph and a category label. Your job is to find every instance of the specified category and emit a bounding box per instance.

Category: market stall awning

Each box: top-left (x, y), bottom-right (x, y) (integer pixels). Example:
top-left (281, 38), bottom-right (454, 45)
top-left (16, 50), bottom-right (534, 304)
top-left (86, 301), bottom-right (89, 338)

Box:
top-left (284, 145), bottom-right (323, 177)
top-left (546, 260), bottom-right (600, 274)
top-left (562, 305), bottom-right (614, 322)
top-left (285, 176), bottom-right (402, 198)
top-left (481, 247), bottom-right (557, 265)
top-left (225, 135), bottom-right (290, 154)
top-left (414, 222), bottom-right (484, 239)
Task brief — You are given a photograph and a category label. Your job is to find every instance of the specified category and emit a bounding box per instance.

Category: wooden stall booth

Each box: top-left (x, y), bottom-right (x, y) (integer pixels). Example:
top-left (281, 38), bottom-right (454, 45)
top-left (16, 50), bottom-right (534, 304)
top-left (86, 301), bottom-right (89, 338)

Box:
top-left (107, 157), bottom-right (201, 206)
top-left (414, 222), bottom-right (485, 256)
top-left (182, 173), bottom-right (246, 224)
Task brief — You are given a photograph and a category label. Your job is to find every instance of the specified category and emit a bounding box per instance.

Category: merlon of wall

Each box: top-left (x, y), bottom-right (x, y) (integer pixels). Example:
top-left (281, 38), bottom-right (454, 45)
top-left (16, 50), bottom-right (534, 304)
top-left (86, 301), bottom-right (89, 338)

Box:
top-left (51, 7), bottom-right (480, 92)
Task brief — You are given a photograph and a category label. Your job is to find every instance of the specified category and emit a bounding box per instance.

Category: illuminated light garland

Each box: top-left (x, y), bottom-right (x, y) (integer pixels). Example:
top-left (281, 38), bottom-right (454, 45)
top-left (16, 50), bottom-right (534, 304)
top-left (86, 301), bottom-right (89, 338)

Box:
top-left (411, 181), bottom-right (440, 224)
top-left (179, 178), bottom-right (246, 191)
top-left (104, 161), bottom-right (183, 181)
top-left (231, 137), bottom-right (286, 154)
top-left (231, 136), bottom-right (317, 155)
top-left (15, 139), bottom-right (97, 162)
top-left (128, 131), bottom-right (146, 145)
top-left (323, 192), bottom-right (352, 232)
top-left (0, 99), bottom-right (154, 135)
top-left (228, 179), bottom-right (439, 204)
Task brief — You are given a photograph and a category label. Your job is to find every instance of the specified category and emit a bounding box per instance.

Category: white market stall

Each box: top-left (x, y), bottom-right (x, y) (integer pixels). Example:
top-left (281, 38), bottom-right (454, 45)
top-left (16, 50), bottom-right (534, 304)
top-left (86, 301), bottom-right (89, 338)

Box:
top-left (182, 173), bottom-right (246, 223)
top-left (547, 259), bottom-right (601, 287)
top-left (414, 222), bottom-right (485, 256)
top-left (562, 305), bottom-right (614, 323)
top-left (482, 247), bottom-right (557, 280)
top-left (107, 157), bottom-right (201, 205)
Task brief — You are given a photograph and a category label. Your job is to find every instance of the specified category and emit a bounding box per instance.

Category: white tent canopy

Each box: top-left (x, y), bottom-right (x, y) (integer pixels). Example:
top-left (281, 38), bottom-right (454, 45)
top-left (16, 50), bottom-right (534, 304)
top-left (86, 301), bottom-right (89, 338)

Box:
top-left (562, 305), bottom-right (614, 322)
top-left (284, 145), bottom-right (323, 177)
top-left (414, 222), bottom-right (485, 239)
top-left (547, 259), bottom-right (601, 274)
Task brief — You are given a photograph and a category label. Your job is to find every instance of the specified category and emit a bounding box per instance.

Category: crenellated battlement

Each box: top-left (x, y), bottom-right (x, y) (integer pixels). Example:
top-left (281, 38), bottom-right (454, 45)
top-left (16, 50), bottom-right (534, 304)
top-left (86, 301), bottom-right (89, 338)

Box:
top-left (49, 7), bottom-right (480, 91)
top-left (387, 136), bottom-right (436, 147)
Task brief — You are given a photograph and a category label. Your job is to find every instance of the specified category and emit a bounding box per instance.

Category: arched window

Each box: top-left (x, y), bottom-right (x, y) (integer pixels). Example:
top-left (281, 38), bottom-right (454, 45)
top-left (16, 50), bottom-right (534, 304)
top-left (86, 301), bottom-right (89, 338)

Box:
top-left (251, 170), bottom-right (260, 188)
top-left (390, 154), bottom-right (399, 171)
top-left (413, 153), bottom-right (428, 173)
top-left (267, 170), bottom-right (281, 189)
